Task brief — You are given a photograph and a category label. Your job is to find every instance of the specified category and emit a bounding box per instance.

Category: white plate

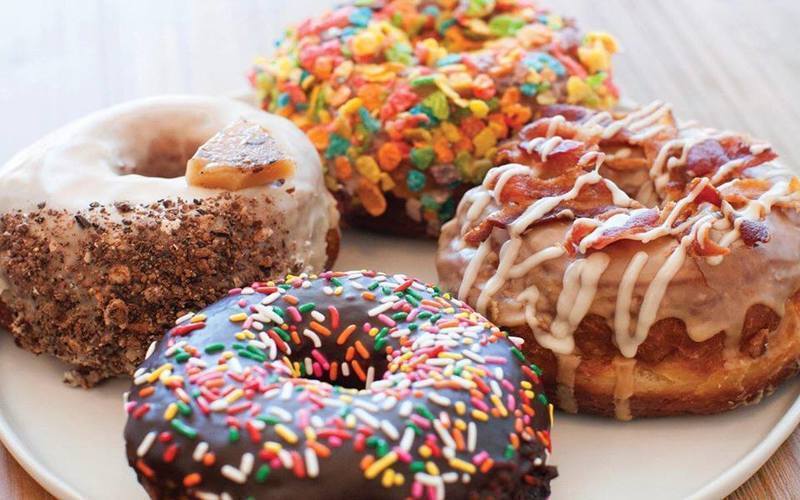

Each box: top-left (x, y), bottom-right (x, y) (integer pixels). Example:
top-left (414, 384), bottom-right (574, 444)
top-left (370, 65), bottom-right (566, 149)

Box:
top-left (1, 229), bottom-right (799, 500)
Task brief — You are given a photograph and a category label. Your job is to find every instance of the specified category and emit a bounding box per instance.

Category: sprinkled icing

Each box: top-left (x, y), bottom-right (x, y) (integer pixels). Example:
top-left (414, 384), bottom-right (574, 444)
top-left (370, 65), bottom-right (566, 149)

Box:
top-left (124, 271), bottom-right (555, 498)
top-left (250, 0), bottom-right (619, 232)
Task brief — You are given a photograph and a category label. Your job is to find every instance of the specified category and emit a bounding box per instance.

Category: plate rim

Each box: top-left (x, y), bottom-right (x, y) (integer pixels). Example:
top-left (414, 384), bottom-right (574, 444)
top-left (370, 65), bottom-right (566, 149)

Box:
top-left (687, 388), bottom-right (800, 499)
top-left (0, 401), bottom-right (81, 500)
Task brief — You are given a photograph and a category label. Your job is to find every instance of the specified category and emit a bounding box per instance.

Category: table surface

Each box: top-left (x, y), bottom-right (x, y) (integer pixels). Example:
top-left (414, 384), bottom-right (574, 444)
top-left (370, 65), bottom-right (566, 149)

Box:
top-left (1, 0), bottom-right (799, 498)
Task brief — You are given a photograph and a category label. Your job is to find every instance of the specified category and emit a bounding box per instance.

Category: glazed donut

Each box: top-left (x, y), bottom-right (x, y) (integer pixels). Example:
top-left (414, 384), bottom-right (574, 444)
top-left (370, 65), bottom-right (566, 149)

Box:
top-left (251, 0), bottom-right (619, 237)
top-left (124, 270), bottom-right (556, 499)
top-left (0, 95), bottom-right (339, 387)
top-left (437, 101), bottom-right (800, 419)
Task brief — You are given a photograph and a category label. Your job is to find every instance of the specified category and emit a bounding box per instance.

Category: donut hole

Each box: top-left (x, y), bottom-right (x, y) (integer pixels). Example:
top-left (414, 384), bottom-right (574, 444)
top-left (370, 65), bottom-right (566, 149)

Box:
top-left (114, 135), bottom-right (206, 179)
top-left (290, 346), bottom-right (390, 391)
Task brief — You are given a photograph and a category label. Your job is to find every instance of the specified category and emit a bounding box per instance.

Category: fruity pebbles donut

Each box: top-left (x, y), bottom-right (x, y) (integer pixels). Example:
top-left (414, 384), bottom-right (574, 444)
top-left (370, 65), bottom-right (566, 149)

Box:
top-left (251, 0), bottom-right (619, 236)
top-left (0, 95), bottom-right (339, 387)
top-left (125, 271), bottom-right (556, 499)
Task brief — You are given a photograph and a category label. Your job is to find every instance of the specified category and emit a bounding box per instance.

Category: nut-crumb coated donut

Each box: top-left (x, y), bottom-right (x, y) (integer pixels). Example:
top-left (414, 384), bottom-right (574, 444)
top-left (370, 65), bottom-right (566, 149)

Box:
top-left (437, 101), bottom-right (800, 419)
top-left (251, 0), bottom-right (619, 237)
top-left (0, 95), bottom-right (339, 387)
top-left (124, 270), bottom-right (556, 499)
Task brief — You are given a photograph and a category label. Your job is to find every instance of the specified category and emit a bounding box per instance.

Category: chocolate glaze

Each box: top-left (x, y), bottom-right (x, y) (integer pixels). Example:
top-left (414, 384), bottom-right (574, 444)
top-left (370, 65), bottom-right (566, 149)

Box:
top-left (124, 271), bottom-right (555, 499)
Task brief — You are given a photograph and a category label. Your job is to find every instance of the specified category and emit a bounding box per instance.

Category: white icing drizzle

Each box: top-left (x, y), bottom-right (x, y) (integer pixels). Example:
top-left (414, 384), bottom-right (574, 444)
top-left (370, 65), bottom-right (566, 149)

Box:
top-left (463, 151), bottom-right (614, 317)
top-left (619, 212), bottom-right (712, 358)
top-left (635, 179), bottom-right (657, 206)
top-left (463, 191), bottom-right (493, 233)
top-left (443, 98), bottom-right (800, 380)
top-left (604, 178), bottom-right (638, 207)
top-left (520, 136), bottom-right (567, 162)
top-left (509, 246), bottom-right (566, 279)
top-left (614, 251), bottom-right (649, 350)
top-left (545, 114), bottom-right (566, 137)
top-left (475, 238), bottom-right (523, 313)
top-left (550, 252), bottom-right (610, 340)
top-left (710, 157), bottom-right (749, 184)
top-left (706, 180), bottom-right (795, 266)
top-left (458, 240), bottom-right (490, 301)
top-left (602, 100), bottom-right (670, 140)
top-left (624, 240), bottom-right (686, 357)
top-left (510, 169), bottom-right (604, 236)
top-left (489, 164), bottom-right (535, 202)
top-left (538, 137), bottom-right (565, 160)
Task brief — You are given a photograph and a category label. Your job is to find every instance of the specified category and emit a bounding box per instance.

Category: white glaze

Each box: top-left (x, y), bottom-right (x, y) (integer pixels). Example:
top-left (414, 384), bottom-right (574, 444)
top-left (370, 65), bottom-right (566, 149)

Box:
top-left (0, 95), bottom-right (339, 291)
top-left (551, 252), bottom-right (610, 341)
top-left (622, 236), bottom-right (689, 357)
top-left (614, 251), bottom-right (649, 350)
top-left (0, 96), bottom-right (325, 213)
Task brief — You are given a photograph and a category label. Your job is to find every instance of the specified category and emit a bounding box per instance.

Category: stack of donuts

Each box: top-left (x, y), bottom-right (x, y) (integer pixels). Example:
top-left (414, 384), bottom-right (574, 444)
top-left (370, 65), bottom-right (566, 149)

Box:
top-left (1, 0), bottom-right (798, 499)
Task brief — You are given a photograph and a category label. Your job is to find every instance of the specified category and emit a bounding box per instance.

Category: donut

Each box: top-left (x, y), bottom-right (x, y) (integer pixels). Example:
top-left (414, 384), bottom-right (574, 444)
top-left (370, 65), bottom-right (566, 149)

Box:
top-left (124, 270), bottom-right (556, 498)
top-left (0, 95), bottom-right (339, 387)
top-left (250, 0), bottom-right (619, 237)
top-left (437, 101), bottom-right (800, 419)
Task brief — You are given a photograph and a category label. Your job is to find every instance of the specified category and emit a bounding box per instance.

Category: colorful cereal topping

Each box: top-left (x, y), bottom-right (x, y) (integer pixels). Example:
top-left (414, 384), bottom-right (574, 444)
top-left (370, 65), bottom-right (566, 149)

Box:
top-left (250, 0), bottom-right (619, 233)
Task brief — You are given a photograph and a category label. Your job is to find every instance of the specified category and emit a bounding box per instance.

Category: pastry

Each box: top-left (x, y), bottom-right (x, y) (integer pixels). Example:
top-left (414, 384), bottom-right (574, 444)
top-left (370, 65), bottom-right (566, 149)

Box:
top-left (124, 270), bottom-right (556, 498)
top-left (251, 0), bottom-right (619, 236)
top-left (0, 95), bottom-right (339, 386)
top-left (438, 101), bottom-right (800, 418)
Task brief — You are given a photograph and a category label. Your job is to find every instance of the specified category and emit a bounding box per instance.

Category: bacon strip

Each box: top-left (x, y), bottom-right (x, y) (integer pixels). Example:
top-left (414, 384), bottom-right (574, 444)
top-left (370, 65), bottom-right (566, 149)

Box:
top-left (691, 236), bottom-right (730, 258)
top-left (537, 104), bottom-right (596, 123)
top-left (467, 101), bottom-right (789, 255)
top-left (689, 178), bottom-right (723, 207)
top-left (465, 181), bottom-right (625, 246)
top-left (740, 219), bottom-right (770, 247)
top-left (565, 208), bottom-right (661, 253)
top-left (719, 178), bottom-right (771, 207)
top-left (494, 169), bottom-right (580, 204)
top-left (685, 137), bottom-right (777, 181)
top-left (496, 134), bottom-right (593, 170)
top-left (464, 206), bottom-right (523, 246)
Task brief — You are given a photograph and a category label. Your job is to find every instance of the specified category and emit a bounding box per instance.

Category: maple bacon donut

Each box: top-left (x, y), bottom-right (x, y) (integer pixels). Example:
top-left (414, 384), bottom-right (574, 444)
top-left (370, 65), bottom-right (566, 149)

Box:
top-left (251, 0), bottom-right (619, 236)
top-left (0, 95), bottom-right (339, 387)
top-left (124, 271), bottom-right (556, 499)
top-left (437, 101), bottom-right (800, 419)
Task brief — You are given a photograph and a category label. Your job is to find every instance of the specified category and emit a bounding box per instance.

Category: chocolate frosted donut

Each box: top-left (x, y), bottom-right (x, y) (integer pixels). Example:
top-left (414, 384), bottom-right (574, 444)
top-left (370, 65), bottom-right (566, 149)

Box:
top-left (124, 270), bottom-right (556, 499)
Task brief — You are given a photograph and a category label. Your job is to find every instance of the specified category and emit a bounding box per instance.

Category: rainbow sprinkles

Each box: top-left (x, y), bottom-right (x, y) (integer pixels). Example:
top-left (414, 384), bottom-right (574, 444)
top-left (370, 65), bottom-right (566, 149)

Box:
top-left (124, 270), bottom-right (556, 499)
